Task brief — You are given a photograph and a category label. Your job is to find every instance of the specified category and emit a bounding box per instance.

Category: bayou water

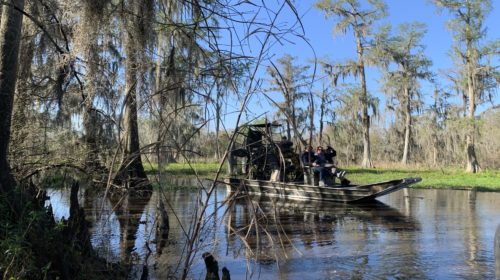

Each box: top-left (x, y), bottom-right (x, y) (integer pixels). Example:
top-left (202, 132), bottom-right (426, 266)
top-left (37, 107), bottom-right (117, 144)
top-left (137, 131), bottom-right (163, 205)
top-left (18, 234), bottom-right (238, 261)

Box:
top-left (47, 180), bottom-right (500, 279)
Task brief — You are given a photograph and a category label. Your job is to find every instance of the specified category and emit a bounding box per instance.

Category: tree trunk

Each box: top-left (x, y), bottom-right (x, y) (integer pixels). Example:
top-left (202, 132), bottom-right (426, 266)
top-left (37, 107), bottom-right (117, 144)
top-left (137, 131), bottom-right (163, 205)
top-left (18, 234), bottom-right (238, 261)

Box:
top-left (465, 133), bottom-right (479, 173)
top-left (83, 107), bottom-right (100, 168)
top-left (286, 121), bottom-right (291, 141)
top-left (318, 88), bottom-right (326, 145)
top-left (356, 33), bottom-right (372, 168)
top-left (432, 136), bottom-right (438, 166)
top-left (11, 0), bottom-right (35, 163)
top-left (308, 90), bottom-right (315, 148)
top-left (122, 13), bottom-right (149, 188)
top-left (124, 54), bottom-right (149, 186)
top-left (401, 87), bottom-right (411, 165)
top-left (0, 0), bottom-right (24, 193)
top-left (465, 54), bottom-right (479, 173)
top-left (154, 31), bottom-right (166, 174)
top-left (82, 22), bottom-right (102, 171)
top-left (290, 95), bottom-right (296, 141)
top-left (215, 82), bottom-right (222, 160)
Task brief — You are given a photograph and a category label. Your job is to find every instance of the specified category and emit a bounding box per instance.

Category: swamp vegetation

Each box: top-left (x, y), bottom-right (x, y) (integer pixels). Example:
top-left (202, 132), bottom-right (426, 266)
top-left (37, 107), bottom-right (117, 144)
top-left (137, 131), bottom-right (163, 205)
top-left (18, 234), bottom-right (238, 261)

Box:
top-left (0, 0), bottom-right (498, 279)
top-left (150, 163), bottom-right (500, 191)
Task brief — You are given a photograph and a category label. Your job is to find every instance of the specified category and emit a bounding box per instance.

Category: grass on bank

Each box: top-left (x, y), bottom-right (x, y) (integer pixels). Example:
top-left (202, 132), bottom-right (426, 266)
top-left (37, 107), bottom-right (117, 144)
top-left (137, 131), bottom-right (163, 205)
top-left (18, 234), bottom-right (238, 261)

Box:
top-left (345, 167), bottom-right (500, 191)
top-left (145, 162), bottom-right (500, 191)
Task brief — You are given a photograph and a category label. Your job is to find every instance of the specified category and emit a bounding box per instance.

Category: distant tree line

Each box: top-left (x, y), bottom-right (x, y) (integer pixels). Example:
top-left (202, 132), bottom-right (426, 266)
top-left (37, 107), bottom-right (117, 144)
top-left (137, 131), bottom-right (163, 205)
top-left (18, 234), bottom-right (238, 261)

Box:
top-left (265, 0), bottom-right (499, 171)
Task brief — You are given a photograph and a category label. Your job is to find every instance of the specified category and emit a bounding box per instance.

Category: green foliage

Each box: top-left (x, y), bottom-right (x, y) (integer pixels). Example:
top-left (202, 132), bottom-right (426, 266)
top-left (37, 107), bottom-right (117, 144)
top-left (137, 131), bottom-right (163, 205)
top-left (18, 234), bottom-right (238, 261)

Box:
top-left (39, 172), bottom-right (68, 189)
top-left (0, 189), bottom-right (126, 279)
top-left (315, 0), bottom-right (387, 36)
top-left (266, 54), bottom-right (311, 143)
top-left (346, 167), bottom-right (500, 190)
top-left (0, 198), bottom-right (54, 279)
top-left (147, 162), bottom-right (500, 190)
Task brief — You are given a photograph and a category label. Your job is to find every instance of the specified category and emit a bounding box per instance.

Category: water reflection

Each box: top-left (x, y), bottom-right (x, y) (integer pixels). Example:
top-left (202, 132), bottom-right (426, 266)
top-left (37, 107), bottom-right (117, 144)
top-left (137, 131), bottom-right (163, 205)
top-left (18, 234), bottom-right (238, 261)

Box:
top-left (225, 195), bottom-right (427, 279)
top-left (108, 191), bottom-right (152, 263)
top-left (382, 188), bottom-right (500, 279)
top-left (496, 224), bottom-right (500, 280)
top-left (226, 196), bottom-right (419, 260)
top-left (46, 185), bottom-right (500, 279)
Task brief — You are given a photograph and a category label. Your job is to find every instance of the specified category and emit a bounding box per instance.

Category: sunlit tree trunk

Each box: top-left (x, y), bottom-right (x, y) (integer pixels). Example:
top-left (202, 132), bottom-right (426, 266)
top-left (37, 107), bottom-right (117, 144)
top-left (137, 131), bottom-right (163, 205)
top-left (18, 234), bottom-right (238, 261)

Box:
top-left (401, 87), bottom-right (411, 165)
top-left (0, 0), bottom-right (24, 192)
top-left (215, 82), bottom-right (222, 159)
top-left (155, 31), bottom-right (166, 172)
top-left (356, 32), bottom-right (372, 168)
top-left (432, 137), bottom-right (438, 166)
top-left (318, 84), bottom-right (328, 145)
top-left (465, 59), bottom-right (479, 172)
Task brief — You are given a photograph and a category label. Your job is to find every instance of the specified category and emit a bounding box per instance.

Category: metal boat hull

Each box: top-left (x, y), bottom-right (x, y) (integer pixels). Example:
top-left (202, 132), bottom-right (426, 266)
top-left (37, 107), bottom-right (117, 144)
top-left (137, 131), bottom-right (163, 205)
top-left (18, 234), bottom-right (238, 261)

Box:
top-left (225, 177), bottom-right (422, 202)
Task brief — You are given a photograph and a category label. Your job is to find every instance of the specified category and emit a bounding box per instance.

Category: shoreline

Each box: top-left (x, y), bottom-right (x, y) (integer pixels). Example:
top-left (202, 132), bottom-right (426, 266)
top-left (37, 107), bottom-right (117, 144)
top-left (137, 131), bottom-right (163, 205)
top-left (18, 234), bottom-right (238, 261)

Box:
top-left (145, 163), bottom-right (500, 192)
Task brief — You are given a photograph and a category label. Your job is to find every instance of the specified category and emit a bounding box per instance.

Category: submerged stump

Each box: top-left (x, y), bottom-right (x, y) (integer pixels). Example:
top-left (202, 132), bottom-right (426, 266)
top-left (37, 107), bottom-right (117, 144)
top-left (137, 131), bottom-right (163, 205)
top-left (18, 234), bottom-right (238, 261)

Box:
top-left (203, 252), bottom-right (231, 280)
top-left (202, 252), bottom-right (220, 280)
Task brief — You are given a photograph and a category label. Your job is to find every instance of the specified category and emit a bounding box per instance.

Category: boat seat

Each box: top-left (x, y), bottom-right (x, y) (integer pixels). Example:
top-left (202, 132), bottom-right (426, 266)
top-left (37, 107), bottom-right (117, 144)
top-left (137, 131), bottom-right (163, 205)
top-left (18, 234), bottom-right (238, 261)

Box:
top-left (270, 169), bottom-right (280, 182)
top-left (303, 165), bottom-right (337, 186)
top-left (302, 166), bottom-right (320, 186)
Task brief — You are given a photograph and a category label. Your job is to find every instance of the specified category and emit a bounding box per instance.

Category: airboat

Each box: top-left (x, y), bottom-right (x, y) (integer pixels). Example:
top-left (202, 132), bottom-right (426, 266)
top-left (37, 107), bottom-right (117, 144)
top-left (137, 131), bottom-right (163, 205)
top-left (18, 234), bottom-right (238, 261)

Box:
top-left (225, 122), bottom-right (421, 203)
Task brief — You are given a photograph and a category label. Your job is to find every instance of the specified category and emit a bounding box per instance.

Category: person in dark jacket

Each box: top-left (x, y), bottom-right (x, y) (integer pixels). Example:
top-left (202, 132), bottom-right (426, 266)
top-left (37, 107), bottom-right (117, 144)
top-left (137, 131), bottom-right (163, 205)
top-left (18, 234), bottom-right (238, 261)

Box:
top-left (300, 145), bottom-right (315, 167)
top-left (324, 145), bottom-right (346, 178)
top-left (313, 146), bottom-right (329, 185)
top-left (324, 146), bottom-right (336, 164)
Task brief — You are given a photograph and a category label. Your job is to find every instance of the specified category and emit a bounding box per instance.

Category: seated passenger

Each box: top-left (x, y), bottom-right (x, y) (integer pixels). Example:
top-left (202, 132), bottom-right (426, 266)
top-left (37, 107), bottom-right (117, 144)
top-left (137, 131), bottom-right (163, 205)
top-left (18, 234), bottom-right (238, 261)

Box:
top-left (313, 146), bottom-right (329, 186)
top-left (324, 145), bottom-right (346, 179)
top-left (300, 145), bottom-right (315, 167)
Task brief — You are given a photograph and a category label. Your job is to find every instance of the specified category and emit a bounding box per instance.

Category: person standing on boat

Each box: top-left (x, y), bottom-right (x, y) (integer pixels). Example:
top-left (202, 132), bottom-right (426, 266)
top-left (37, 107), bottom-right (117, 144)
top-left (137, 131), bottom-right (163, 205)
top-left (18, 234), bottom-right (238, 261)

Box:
top-left (324, 146), bottom-right (336, 164)
top-left (313, 146), bottom-right (329, 186)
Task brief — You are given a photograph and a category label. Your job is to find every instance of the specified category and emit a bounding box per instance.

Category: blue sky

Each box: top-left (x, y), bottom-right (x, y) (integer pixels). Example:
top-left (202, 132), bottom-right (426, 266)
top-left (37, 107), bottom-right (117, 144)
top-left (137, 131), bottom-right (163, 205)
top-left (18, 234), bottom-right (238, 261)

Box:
top-left (217, 0), bottom-right (499, 130)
